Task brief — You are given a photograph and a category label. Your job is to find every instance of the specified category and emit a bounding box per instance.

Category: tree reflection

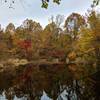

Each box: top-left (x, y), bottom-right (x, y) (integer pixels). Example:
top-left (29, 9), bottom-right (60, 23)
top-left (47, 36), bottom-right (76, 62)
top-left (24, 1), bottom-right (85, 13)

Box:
top-left (0, 63), bottom-right (99, 100)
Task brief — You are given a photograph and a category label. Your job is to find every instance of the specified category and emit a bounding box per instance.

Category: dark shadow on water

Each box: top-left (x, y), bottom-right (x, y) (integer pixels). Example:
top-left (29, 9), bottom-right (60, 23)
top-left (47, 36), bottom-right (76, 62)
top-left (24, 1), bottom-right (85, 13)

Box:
top-left (0, 63), bottom-right (100, 100)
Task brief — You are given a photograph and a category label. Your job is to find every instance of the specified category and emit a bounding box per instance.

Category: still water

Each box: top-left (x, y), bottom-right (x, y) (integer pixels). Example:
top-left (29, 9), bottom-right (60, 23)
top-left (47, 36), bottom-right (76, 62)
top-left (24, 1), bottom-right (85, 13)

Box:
top-left (0, 63), bottom-right (99, 100)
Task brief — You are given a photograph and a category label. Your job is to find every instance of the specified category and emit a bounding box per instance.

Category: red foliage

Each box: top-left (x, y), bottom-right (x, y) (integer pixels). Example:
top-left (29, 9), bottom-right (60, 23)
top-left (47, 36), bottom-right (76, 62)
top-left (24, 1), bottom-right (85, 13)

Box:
top-left (18, 40), bottom-right (32, 50)
top-left (47, 50), bottom-right (65, 58)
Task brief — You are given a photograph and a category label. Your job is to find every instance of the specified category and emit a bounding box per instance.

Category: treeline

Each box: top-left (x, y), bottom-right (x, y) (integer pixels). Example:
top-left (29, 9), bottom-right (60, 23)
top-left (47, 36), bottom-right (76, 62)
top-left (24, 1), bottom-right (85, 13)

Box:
top-left (0, 9), bottom-right (100, 100)
top-left (0, 10), bottom-right (100, 71)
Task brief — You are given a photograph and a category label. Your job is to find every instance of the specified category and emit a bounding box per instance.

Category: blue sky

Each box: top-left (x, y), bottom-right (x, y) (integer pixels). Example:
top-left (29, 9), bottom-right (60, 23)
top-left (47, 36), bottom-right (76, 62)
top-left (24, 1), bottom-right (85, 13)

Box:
top-left (0, 0), bottom-right (99, 28)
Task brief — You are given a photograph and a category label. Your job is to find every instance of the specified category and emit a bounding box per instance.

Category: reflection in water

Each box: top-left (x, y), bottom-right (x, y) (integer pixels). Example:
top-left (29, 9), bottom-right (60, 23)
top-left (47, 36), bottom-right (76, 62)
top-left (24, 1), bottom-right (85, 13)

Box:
top-left (0, 63), bottom-right (100, 100)
top-left (41, 92), bottom-right (52, 100)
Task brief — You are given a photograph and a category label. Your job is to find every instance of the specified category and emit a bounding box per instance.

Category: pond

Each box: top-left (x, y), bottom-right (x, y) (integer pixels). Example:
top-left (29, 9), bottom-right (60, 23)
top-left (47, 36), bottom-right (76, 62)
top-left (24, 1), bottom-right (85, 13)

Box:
top-left (0, 63), bottom-right (100, 100)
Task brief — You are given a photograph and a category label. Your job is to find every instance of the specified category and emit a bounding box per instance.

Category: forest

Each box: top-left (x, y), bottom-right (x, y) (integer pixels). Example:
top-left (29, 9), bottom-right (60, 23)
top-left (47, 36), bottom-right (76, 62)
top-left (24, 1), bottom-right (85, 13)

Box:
top-left (0, 1), bottom-right (100, 100)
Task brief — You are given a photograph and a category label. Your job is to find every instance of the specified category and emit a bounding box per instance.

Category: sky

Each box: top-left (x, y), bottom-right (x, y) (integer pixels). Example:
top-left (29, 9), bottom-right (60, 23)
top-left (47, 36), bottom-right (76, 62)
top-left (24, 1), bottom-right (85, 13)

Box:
top-left (0, 0), bottom-right (99, 28)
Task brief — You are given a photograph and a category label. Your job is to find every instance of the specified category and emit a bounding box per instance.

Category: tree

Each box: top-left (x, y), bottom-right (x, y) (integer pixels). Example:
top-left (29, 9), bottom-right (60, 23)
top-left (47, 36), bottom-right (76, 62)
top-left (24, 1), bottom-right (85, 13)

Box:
top-left (3, 0), bottom-right (61, 9)
top-left (42, 0), bottom-right (99, 8)
top-left (64, 13), bottom-right (86, 62)
top-left (5, 23), bottom-right (15, 35)
top-left (14, 19), bottom-right (43, 60)
top-left (22, 19), bottom-right (43, 33)
top-left (92, 0), bottom-right (100, 7)
top-left (88, 11), bottom-right (100, 70)
top-left (64, 13), bottom-right (86, 41)
top-left (41, 0), bottom-right (61, 8)
top-left (42, 22), bottom-right (58, 45)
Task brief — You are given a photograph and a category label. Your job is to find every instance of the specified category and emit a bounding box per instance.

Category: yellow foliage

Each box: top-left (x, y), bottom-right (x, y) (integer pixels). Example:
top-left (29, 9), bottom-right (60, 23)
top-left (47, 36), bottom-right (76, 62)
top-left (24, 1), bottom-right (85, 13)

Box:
top-left (68, 51), bottom-right (76, 60)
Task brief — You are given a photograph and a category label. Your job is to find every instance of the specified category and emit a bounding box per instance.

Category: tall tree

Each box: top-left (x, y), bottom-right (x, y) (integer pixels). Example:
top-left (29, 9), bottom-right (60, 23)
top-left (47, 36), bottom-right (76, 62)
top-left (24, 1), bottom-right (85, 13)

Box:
top-left (5, 23), bottom-right (15, 35)
top-left (88, 11), bottom-right (100, 70)
top-left (22, 19), bottom-right (43, 33)
top-left (64, 13), bottom-right (85, 41)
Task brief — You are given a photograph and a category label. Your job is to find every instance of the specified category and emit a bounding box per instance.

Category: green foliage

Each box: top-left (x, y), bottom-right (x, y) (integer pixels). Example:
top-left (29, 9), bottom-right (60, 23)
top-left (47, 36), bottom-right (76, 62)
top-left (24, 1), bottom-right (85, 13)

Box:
top-left (2, 0), bottom-right (99, 9)
top-left (41, 0), bottom-right (61, 8)
top-left (93, 0), bottom-right (100, 6)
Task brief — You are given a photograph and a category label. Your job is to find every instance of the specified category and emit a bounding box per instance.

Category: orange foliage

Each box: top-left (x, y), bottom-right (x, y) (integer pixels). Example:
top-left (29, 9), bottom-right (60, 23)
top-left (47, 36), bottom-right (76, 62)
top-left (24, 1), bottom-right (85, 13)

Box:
top-left (18, 40), bottom-right (32, 50)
